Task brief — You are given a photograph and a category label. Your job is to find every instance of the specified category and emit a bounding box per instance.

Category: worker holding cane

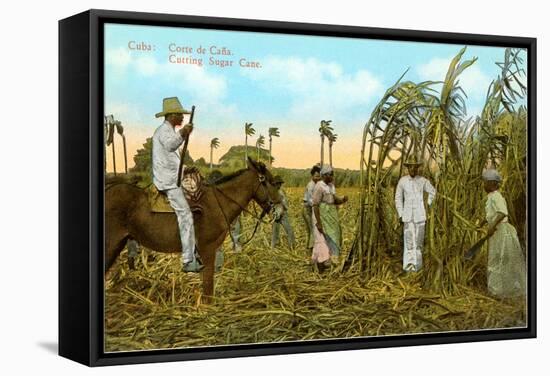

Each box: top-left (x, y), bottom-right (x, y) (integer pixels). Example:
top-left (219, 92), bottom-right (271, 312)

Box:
top-left (152, 97), bottom-right (202, 272)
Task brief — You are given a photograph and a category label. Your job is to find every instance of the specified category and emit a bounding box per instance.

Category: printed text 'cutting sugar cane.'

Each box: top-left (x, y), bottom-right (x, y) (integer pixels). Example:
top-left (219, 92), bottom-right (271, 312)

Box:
top-left (166, 43), bottom-right (262, 69)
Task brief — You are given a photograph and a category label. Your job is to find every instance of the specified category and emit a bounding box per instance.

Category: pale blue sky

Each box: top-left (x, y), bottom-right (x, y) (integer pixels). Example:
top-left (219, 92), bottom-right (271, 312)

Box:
top-left (104, 23), bottom-right (526, 170)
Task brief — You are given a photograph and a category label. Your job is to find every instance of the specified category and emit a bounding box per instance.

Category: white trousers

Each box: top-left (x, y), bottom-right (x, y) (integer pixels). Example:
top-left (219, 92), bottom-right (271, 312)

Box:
top-left (165, 188), bottom-right (196, 264)
top-left (403, 221), bottom-right (425, 272)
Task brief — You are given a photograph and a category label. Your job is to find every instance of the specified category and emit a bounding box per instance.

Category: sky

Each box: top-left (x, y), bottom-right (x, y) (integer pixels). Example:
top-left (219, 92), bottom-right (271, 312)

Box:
top-left (104, 23), bottom-right (526, 171)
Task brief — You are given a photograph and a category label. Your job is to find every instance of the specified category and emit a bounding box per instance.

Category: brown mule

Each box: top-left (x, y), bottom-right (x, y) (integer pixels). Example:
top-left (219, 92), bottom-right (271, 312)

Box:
top-left (105, 158), bottom-right (281, 302)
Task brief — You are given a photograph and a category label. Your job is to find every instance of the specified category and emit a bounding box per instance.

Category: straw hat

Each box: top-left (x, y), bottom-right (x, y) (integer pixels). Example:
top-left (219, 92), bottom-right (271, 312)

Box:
top-left (155, 97), bottom-right (191, 118)
top-left (273, 175), bottom-right (284, 185)
top-left (404, 155), bottom-right (423, 166)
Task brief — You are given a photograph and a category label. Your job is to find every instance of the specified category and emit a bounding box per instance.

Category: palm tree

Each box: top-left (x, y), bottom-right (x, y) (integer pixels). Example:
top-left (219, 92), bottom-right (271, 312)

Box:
top-left (210, 137), bottom-right (220, 170)
top-left (268, 127), bottom-right (280, 167)
top-left (244, 122), bottom-right (255, 164)
top-left (327, 131), bottom-right (338, 168)
top-left (104, 115), bottom-right (117, 176)
top-left (319, 120), bottom-right (333, 166)
top-left (256, 134), bottom-right (265, 161)
top-left (114, 120), bottom-right (128, 174)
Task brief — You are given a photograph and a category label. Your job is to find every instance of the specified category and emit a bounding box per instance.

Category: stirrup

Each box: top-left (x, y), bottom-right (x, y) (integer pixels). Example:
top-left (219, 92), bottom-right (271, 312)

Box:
top-left (183, 259), bottom-right (204, 273)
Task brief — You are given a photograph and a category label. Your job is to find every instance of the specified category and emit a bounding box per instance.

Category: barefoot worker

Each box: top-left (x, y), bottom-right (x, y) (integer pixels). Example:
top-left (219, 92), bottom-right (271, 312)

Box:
top-left (152, 97), bottom-right (203, 272)
top-left (480, 169), bottom-right (526, 298)
top-left (311, 165), bottom-right (348, 269)
top-left (394, 155), bottom-right (436, 272)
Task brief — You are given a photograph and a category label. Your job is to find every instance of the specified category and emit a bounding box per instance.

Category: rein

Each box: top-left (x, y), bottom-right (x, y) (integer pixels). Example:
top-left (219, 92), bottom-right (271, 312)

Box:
top-left (210, 175), bottom-right (274, 246)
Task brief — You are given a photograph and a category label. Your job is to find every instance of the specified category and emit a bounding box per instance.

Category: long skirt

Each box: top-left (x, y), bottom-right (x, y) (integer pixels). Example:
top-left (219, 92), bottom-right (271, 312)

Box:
top-left (487, 223), bottom-right (526, 298)
top-left (403, 221), bottom-right (425, 272)
top-left (311, 203), bottom-right (342, 263)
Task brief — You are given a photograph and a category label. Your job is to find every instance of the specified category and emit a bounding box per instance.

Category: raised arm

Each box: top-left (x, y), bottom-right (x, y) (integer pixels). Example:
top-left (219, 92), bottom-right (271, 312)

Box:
top-left (159, 125), bottom-right (184, 152)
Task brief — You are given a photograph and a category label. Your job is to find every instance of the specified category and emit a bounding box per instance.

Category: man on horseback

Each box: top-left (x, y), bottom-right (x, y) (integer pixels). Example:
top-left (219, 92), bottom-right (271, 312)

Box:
top-left (152, 97), bottom-right (203, 272)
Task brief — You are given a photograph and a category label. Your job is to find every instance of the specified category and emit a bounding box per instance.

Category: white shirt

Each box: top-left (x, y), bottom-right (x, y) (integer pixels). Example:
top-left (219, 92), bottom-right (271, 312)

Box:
top-left (303, 180), bottom-right (316, 207)
top-left (152, 121), bottom-right (185, 190)
top-left (395, 175), bottom-right (436, 223)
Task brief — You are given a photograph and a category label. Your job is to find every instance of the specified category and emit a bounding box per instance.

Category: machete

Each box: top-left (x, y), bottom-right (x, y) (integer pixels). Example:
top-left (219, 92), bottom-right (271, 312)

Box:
top-left (464, 234), bottom-right (490, 260)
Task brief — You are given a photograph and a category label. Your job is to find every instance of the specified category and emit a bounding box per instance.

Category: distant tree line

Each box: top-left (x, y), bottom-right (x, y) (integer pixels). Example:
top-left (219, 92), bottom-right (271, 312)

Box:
top-left (130, 139), bottom-right (362, 187)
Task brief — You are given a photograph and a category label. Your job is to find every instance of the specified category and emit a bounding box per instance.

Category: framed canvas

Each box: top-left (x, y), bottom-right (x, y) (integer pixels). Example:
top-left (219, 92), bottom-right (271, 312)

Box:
top-left (59, 9), bottom-right (536, 366)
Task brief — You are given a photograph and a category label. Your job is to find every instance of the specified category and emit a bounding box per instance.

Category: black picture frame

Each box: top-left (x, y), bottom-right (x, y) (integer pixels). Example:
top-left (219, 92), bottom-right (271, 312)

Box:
top-left (59, 9), bottom-right (537, 367)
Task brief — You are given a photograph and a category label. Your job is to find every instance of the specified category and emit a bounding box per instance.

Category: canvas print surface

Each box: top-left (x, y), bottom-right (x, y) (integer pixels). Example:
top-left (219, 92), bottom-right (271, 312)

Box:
top-left (103, 23), bottom-right (529, 352)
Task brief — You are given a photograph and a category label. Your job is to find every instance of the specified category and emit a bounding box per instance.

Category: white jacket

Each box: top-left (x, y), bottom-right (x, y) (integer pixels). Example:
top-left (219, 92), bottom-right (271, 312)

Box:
top-left (152, 121), bottom-right (184, 191)
top-left (395, 175), bottom-right (436, 223)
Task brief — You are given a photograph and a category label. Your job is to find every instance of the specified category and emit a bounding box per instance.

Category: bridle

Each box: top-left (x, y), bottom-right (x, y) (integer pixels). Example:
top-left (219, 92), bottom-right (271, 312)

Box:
top-left (211, 172), bottom-right (277, 246)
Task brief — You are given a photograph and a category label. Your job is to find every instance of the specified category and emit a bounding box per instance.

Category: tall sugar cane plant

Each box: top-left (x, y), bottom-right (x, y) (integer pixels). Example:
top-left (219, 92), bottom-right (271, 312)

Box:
top-left (345, 47), bottom-right (527, 295)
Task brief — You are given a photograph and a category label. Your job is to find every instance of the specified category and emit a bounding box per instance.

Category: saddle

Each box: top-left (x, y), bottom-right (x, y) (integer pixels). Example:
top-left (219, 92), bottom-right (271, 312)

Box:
top-left (147, 171), bottom-right (205, 213)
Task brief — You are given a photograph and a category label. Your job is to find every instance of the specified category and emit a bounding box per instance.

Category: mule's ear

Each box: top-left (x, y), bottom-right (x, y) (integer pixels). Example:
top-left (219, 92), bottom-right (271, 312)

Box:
top-left (247, 156), bottom-right (258, 171)
top-left (246, 157), bottom-right (258, 170)
top-left (257, 161), bottom-right (267, 174)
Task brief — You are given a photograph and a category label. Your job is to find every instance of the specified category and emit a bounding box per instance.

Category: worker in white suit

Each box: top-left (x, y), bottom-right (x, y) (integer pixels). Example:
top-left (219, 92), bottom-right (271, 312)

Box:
top-left (394, 156), bottom-right (436, 272)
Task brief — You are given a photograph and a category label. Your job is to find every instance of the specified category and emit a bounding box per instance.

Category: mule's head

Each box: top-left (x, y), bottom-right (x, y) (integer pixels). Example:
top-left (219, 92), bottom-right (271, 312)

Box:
top-left (246, 157), bottom-right (283, 216)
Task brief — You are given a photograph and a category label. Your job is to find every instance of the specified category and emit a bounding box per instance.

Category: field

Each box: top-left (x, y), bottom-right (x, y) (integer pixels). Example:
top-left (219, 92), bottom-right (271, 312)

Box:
top-left (105, 187), bottom-right (526, 352)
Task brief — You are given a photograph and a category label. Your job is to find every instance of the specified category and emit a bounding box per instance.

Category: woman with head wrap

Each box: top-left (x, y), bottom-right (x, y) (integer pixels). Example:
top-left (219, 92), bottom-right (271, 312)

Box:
top-left (311, 165), bottom-right (348, 270)
top-left (302, 164), bottom-right (322, 251)
top-left (480, 169), bottom-right (526, 298)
